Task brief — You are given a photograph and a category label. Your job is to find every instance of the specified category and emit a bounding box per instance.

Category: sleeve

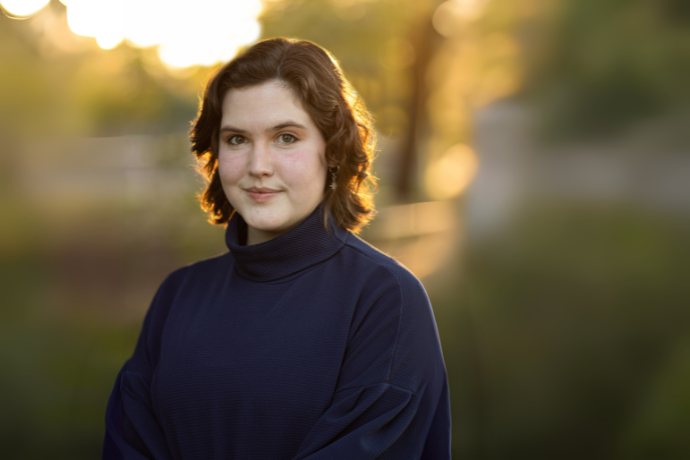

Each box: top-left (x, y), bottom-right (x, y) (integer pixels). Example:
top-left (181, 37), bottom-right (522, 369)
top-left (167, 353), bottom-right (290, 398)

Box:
top-left (291, 268), bottom-right (452, 460)
top-left (102, 274), bottom-right (179, 460)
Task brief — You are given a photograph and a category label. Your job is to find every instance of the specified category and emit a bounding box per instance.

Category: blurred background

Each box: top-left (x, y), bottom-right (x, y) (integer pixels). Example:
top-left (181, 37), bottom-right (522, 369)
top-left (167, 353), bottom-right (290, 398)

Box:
top-left (1, 0), bottom-right (689, 458)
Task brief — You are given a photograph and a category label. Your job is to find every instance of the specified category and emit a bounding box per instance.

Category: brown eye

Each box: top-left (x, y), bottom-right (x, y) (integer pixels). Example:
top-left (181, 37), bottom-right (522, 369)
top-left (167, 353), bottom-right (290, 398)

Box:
top-left (228, 135), bottom-right (246, 145)
top-left (278, 134), bottom-right (296, 144)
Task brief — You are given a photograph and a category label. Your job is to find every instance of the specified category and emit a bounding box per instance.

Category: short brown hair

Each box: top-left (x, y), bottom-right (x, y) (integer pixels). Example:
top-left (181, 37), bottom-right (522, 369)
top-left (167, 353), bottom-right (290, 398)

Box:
top-left (190, 38), bottom-right (377, 233)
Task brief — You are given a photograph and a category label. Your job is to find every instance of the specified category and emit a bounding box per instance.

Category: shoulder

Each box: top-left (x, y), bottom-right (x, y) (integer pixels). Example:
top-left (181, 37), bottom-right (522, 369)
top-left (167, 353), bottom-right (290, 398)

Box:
top-left (340, 233), bottom-right (427, 299)
top-left (144, 252), bottom-right (232, 315)
top-left (336, 233), bottom-right (432, 334)
top-left (337, 234), bottom-right (445, 391)
top-left (136, 252), bottom-right (232, 342)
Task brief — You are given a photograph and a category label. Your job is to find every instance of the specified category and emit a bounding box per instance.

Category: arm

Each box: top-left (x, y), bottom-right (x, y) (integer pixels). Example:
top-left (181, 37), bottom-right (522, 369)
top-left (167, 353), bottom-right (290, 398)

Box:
top-left (103, 275), bottom-right (179, 460)
top-left (292, 268), bottom-right (451, 460)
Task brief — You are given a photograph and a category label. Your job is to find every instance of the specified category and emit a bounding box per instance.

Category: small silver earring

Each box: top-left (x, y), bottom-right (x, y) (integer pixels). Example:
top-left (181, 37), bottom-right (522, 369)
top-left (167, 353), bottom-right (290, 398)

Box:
top-left (329, 165), bottom-right (340, 191)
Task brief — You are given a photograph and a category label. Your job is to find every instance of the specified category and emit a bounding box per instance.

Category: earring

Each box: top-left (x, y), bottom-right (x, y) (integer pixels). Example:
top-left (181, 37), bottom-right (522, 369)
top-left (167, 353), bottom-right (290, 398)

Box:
top-left (329, 165), bottom-right (340, 191)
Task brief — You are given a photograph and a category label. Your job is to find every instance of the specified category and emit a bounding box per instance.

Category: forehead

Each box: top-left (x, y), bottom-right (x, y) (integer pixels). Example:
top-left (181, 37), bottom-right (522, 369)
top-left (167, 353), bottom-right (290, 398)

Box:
top-left (220, 81), bottom-right (312, 126)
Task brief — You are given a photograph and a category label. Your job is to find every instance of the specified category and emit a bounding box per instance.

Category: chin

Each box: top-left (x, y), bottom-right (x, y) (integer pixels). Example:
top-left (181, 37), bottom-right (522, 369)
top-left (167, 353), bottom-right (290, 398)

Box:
top-left (244, 212), bottom-right (291, 234)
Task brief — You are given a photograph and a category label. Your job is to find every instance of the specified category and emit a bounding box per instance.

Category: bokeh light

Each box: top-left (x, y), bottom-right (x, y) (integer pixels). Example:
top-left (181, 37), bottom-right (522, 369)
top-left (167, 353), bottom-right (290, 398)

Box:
top-left (0, 0), bottom-right (50, 17)
top-left (432, 0), bottom-right (490, 37)
top-left (12, 0), bottom-right (263, 67)
top-left (425, 144), bottom-right (479, 200)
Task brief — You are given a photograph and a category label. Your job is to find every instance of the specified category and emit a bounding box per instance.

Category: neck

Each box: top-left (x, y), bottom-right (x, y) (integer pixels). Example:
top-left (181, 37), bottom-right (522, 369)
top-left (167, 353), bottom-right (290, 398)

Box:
top-left (224, 204), bottom-right (347, 282)
top-left (246, 226), bottom-right (284, 246)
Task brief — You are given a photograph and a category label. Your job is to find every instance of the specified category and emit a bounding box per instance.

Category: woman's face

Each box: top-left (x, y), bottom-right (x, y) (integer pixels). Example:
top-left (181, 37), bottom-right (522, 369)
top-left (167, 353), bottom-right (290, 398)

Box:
top-left (218, 80), bottom-right (328, 245)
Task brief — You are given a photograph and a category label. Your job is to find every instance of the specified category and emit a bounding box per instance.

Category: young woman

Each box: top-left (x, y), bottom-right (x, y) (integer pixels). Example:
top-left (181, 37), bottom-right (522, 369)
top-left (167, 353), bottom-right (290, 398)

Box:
top-left (103, 38), bottom-right (451, 460)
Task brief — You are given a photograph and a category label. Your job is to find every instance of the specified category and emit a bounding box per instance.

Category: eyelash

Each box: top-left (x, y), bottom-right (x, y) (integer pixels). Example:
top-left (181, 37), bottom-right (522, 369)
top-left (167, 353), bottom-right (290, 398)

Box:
top-left (227, 135), bottom-right (246, 145)
top-left (225, 134), bottom-right (298, 146)
top-left (277, 134), bottom-right (297, 144)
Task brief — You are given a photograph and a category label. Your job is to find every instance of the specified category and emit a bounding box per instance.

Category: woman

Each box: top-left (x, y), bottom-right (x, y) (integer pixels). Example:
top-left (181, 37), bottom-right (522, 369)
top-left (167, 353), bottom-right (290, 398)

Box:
top-left (103, 38), bottom-right (451, 459)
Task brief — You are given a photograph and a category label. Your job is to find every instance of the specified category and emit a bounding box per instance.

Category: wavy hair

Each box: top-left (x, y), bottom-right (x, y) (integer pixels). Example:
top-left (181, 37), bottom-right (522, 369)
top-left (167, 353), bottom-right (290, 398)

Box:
top-left (190, 38), bottom-right (377, 233)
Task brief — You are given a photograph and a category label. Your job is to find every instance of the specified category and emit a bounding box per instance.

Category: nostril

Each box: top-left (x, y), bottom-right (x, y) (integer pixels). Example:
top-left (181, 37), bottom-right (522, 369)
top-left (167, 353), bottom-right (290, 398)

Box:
top-left (247, 153), bottom-right (274, 176)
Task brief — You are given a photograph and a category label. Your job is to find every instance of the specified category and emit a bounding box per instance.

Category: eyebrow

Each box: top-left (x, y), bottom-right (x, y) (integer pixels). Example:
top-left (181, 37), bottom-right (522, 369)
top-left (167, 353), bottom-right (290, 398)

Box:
top-left (219, 121), bottom-right (308, 134)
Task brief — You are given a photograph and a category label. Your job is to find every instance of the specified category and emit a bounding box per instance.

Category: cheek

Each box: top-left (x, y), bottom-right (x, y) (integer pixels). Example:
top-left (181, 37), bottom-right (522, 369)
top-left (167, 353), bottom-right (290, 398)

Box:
top-left (218, 153), bottom-right (245, 184)
top-left (279, 149), bottom-right (327, 186)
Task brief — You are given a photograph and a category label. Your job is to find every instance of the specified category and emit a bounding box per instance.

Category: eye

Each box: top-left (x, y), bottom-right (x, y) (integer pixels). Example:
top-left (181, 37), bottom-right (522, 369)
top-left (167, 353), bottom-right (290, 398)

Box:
top-left (227, 135), bottom-right (246, 145)
top-left (277, 133), bottom-right (297, 144)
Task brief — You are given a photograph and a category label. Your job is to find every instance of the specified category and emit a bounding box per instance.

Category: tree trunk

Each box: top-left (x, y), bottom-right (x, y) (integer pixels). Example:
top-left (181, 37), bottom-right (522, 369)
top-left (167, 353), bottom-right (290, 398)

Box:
top-left (394, 0), bottom-right (444, 203)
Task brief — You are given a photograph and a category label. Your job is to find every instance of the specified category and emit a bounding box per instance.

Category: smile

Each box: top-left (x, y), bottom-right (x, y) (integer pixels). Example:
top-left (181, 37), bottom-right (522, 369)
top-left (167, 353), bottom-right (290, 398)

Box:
top-left (245, 187), bottom-right (281, 202)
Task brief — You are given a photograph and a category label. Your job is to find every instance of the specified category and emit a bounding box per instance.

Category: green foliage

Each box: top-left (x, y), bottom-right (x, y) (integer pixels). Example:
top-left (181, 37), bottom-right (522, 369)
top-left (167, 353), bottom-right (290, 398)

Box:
top-left (0, 253), bottom-right (136, 459)
top-left (0, 8), bottom-right (202, 138)
top-left (619, 339), bottom-right (690, 458)
top-left (523, 0), bottom-right (690, 142)
top-left (432, 202), bottom-right (690, 458)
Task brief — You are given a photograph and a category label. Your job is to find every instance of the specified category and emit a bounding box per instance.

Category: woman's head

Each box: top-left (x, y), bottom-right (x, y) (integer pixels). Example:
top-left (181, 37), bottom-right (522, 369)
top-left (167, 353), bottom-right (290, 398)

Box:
top-left (191, 38), bottom-right (377, 235)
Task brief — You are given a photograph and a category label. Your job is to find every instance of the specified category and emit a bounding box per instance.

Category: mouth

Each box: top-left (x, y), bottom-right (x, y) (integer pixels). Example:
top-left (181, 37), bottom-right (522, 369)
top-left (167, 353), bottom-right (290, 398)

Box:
top-left (244, 187), bottom-right (281, 202)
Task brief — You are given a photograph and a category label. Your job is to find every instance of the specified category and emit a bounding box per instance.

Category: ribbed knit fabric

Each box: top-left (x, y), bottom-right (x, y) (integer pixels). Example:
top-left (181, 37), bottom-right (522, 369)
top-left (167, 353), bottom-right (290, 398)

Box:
top-left (103, 203), bottom-right (451, 459)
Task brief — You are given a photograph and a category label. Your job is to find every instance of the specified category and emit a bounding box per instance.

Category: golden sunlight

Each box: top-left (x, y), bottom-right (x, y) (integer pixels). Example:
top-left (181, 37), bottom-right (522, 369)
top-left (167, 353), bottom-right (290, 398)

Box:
top-left (0, 0), bottom-right (50, 17)
top-left (432, 0), bottom-right (490, 37)
top-left (425, 144), bottom-right (479, 200)
top-left (59, 0), bottom-right (263, 67)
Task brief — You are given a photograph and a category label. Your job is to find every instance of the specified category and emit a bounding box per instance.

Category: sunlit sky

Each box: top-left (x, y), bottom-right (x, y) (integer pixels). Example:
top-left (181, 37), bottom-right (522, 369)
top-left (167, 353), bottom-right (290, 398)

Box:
top-left (1, 0), bottom-right (263, 68)
top-left (1, 0), bottom-right (492, 68)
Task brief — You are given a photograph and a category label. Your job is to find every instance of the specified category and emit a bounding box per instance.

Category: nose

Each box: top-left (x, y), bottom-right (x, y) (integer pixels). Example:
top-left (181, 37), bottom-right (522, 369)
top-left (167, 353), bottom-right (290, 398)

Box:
top-left (247, 141), bottom-right (274, 178)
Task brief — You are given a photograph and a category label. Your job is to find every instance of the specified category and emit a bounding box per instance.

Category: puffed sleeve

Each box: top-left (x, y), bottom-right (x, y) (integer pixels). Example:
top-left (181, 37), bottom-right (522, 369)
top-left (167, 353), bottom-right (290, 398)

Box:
top-left (102, 275), bottom-right (178, 460)
top-left (291, 268), bottom-right (452, 460)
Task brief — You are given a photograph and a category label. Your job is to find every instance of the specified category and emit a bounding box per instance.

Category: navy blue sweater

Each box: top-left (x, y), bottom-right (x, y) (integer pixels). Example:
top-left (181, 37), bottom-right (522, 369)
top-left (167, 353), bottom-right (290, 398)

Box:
top-left (103, 204), bottom-right (451, 459)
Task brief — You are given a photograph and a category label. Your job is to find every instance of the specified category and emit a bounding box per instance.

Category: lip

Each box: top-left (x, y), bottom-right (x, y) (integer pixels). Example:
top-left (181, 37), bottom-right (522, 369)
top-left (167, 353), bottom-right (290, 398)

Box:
top-left (244, 186), bottom-right (281, 202)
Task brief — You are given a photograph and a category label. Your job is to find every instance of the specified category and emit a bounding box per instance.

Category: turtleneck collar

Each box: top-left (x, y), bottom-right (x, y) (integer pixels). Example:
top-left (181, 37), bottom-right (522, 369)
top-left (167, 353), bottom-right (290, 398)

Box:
top-left (225, 203), bottom-right (349, 282)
